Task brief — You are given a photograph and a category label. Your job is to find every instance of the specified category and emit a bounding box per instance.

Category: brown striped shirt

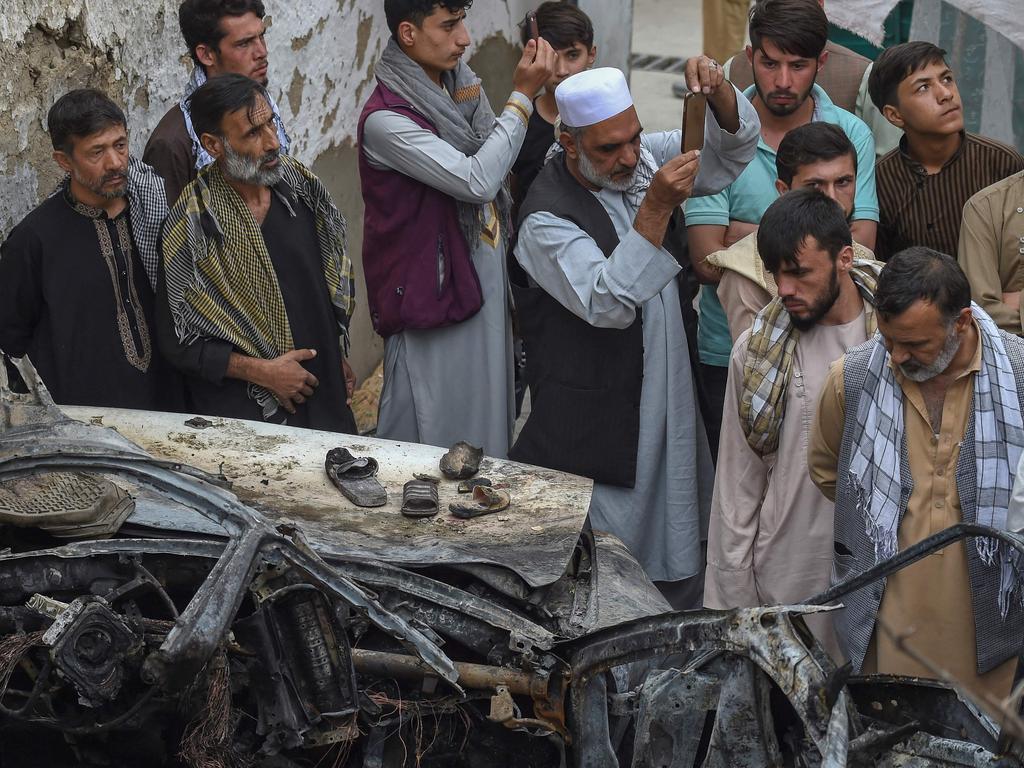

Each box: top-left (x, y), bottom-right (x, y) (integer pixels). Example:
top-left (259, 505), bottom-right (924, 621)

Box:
top-left (875, 132), bottom-right (1024, 261)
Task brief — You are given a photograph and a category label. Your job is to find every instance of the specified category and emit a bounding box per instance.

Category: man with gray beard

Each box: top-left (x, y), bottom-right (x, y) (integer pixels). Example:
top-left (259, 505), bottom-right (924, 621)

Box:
top-left (511, 66), bottom-right (758, 607)
top-left (157, 74), bottom-right (358, 432)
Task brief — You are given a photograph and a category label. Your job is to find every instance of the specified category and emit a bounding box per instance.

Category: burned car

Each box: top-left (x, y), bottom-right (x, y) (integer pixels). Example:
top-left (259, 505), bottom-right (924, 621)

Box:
top-left (0, 354), bottom-right (1021, 767)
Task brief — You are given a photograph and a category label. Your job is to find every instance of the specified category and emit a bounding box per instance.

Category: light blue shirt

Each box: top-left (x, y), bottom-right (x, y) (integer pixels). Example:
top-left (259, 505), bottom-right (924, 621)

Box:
top-left (684, 84), bottom-right (878, 367)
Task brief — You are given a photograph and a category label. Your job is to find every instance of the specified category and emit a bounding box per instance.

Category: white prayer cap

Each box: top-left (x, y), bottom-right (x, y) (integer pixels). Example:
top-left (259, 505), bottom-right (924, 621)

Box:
top-left (555, 68), bottom-right (634, 128)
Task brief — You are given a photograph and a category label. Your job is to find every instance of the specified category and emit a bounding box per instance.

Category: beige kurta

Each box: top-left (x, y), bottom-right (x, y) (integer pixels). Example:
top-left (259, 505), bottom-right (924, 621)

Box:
top-left (809, 331), bottom-right (1018, 700)
top-left (704, 310), bottom-right (868, 659)
top-left (958, 170), bottom-right (1024, 335)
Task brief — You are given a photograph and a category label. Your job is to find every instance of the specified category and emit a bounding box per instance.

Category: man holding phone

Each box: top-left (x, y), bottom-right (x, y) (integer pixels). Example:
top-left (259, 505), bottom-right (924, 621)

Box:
top-left (510, 64), bottom-right (758, 608)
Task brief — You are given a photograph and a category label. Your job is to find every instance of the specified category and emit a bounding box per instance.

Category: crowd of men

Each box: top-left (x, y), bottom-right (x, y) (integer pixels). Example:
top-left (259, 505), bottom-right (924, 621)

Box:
top-left (1, 0), bottom-right (1023, 702)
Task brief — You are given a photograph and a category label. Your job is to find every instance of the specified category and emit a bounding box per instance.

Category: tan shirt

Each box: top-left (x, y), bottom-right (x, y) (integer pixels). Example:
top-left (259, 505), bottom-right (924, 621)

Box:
top-left (809, 332), bottom-right (1017, 700)
top-left (958, 170), bottom-right (1024, 335)
top-left (705, 311), bottom-right (868, 659)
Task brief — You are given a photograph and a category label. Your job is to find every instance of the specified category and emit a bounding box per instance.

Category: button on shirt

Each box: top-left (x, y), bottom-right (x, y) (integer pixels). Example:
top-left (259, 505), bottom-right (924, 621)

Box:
top-left (685, 84), bottom-right (879, 367)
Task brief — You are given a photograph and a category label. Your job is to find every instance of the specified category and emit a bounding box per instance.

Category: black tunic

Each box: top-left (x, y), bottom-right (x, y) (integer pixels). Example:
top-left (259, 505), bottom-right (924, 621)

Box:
top-left (0, 192), bottom-right (181, 411)
top-left (156, 192), bottom-right (356, 433)
top-left (511, 106), bottom-right (558, 213)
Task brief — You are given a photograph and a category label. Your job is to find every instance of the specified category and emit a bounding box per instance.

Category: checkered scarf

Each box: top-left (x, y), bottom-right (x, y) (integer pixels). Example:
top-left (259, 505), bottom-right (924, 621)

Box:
top-left (180, 67), bottom-right (291, 171)
top-left (739, 259), bottom-right (883, 457)
top-left (848, 304), bottom-right (1024, 618)
top-left (162, 155), bottom-right (354, 420)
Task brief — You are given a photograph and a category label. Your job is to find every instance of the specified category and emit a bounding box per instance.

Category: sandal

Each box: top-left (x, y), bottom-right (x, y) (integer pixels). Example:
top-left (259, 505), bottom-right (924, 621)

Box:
top-left (325, 448), bottom-right (387, 508)
top-left (439, 441), bottom-right (483, 480)
top-left (401, 478), bottom-right (439, 518)
top-left (449, 485), bottom-right (510, 519)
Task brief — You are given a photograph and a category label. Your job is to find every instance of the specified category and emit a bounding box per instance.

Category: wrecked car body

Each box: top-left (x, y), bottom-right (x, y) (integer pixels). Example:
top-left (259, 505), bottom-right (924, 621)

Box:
top-left (0, 355), bottom-right (1021, 767)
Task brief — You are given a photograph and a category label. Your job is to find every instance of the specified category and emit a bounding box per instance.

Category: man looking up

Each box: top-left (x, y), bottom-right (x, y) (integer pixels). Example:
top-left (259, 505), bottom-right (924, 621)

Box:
top-left (870, 42), bottom-right (1023, 262)
top-left (810, 248), bottom-right (1024, 700)
top-left (705, 190), bottom-right (881, 656)
top-left (358, 0), bottom-right (555, 457)
top-left (145, 0), bottom-right (288, 205)
top-left (0, 89), bottom-right (180, 411)
top-left (512, 65), bottom-right (759, 608)
top-left (711, 122), bottom-right (877, 339)
top-left (158, 74), bottom-right (357, 433)
top-left (685, 0), bottom-right (878, 459)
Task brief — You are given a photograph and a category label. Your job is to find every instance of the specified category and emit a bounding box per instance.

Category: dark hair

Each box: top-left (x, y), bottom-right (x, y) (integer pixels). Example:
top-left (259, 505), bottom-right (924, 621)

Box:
top-left (186, 73), bottom-right (268, 138)
top-left (757, 189), bottom-right (852, 273)
top-left (868, 41), bottom-right (948, 112)
top-left (179, 0), bottom-right (266, 65)
top-left (47, 89), bottom-right (127, 155)
top-left (776, 122), bottom-right (857, 187)
top-left (874, 246), bottom-right (970, 324)
top-left (519, 2), bottom-right (593, 49)
top-left (384, 0), bottom-right (474, 38)
top-left (748, 0), bottom-right (828, 59)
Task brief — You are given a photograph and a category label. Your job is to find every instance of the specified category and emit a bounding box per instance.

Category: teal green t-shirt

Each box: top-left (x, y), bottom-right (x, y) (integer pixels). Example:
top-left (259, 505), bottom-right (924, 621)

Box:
top-left (684, 84), bottom-right (879, 367)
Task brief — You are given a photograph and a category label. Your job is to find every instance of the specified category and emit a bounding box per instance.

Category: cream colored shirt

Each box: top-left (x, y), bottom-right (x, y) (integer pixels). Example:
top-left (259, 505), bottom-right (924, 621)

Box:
top-left (809, 333), bottom-right (1017, 700)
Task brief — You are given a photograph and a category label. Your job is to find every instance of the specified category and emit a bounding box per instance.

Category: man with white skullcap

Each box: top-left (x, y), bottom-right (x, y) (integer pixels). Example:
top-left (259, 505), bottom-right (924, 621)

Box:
top-left (510, 61), bottom-right (759, 608)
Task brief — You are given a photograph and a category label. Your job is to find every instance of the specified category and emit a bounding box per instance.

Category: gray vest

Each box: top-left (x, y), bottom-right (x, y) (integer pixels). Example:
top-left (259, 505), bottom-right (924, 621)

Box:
top-left (834, 333), bottom-right (1024, 674)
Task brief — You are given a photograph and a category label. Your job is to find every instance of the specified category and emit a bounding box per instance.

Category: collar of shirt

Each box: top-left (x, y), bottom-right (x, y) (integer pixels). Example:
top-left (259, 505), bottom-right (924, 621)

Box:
top-left (62, 184), bottom-right (129, 221)
top-left (896, 130), bottom-right (967, 177)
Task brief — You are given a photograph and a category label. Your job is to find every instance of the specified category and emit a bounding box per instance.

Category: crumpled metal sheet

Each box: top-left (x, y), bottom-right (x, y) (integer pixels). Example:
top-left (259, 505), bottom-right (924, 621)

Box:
top-left (64, 406), bottom-right (593, 588)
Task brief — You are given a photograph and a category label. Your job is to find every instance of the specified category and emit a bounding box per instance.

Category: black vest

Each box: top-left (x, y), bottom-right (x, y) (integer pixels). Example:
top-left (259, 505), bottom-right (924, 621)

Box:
top-left (509, 154), bottom-right (696, 487)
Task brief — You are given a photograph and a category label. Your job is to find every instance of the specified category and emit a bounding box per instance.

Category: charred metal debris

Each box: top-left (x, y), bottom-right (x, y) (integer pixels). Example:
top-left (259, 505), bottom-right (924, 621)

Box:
top-left (0, 353), bottom-right (1022, 767)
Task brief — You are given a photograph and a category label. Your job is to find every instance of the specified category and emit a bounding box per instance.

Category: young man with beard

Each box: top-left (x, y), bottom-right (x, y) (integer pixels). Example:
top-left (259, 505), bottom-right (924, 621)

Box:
top-left (710, 122), bottom-right (877, 340)
top-left (684, 0), bottom-right (878, 459)
top-left (0, 89), bottom-right (180, 411)
top-left (511, 66), bottom-right (759, 608)
top-left (704, 190), bottom-right (881, 656)
top-left (157, 74), bottom-right (357, 433)
top-left (810, 247), bottom-right (1024, 700)
top-left (870, 43), bottom-right (1023, 262)
top-left (144, 0), bottom-right (288, 206)
top-left (358, 0), bottom-right (555, 457)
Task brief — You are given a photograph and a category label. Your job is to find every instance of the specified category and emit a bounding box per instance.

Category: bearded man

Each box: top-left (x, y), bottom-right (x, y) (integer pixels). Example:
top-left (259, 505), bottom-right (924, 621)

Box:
top-left (157, 74), bottom-right (357, 433)
top-left (704, 190), bottom-right (881, 657)
top-left (0, 89), bottom-right (180, 410)
top-left (810, 247), bottom-right (1024, 699)
top-left (511, 66), bottom-right (759, 608)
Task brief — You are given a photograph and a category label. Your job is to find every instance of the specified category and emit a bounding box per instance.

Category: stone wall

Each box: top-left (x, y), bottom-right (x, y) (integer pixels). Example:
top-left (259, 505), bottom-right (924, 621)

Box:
top-left (0, 0), bottom-right (528, 379)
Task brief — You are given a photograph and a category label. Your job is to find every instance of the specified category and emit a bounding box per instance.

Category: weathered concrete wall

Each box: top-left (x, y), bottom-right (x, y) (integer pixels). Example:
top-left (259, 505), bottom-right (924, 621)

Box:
top-left (0, 0), bottom-right (524, 379)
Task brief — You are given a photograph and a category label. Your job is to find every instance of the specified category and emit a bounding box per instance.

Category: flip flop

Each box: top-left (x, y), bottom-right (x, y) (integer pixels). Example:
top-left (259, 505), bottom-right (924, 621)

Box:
top-left (401, 478), bottom-right (439, 518)
top-left (449, 485), bottom-right (511, 519)
top-left (439, 441), bottom-right (484, 480)
top-left (325, 448), bottom-right (387, 508)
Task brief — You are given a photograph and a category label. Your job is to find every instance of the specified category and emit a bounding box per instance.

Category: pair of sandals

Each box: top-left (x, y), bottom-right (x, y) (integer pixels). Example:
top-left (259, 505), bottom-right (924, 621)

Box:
top-left (325, 442), bottom-right (510, 519)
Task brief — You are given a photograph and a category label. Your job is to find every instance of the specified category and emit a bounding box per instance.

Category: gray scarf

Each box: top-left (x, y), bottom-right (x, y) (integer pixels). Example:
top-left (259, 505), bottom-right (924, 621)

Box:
top-left (374, 39), bottom-right (510, 249)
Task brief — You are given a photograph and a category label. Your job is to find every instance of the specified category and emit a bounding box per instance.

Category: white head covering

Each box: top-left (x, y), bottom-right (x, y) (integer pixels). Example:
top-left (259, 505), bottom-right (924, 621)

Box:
top-left (554, 67), bottom-right (634, 128)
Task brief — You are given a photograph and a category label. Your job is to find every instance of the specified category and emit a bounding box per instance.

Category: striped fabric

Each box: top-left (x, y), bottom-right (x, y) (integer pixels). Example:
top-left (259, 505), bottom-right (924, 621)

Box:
top-left (875, 132), bottom-right (1024, 261)
top-left (162, 154), bottom-right (354, 419)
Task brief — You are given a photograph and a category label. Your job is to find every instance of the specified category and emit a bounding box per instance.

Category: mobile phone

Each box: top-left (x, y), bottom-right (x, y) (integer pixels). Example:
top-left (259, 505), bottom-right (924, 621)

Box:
top-left (527, 12), bottom-right (539, 43)
top-left (681, 91), bottom-right (706, 154)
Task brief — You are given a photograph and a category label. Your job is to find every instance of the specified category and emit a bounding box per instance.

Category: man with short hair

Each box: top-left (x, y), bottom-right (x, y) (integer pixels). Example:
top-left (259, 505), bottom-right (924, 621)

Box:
top-left (869, 42), bottom-right (1023, 262)
top-left (958, 171), bottom-right (1024, 336)
top-left (358, 0), bottom-right (555, 457)
top-left (512, 66), bottom-right (759, 607)
top-left (705, 190), bottom-right (880, 655)
top-left (810, 247), bottom-right (1024, 699)
top-left (685, 0), bottom-right (878, 458)
top-left (144, 0), bottom-right (288, 205)
top-left (157, 74), bottom-right (357, 433)
top-left (712, 121), bottom-right (876, 339)
top-left (0, 89), bottom-right (180, 410)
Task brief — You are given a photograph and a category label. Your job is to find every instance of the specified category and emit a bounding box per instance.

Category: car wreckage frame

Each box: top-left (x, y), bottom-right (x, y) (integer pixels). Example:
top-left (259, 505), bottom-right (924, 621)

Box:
top-left (0, 353), bottom-right (1021, 767)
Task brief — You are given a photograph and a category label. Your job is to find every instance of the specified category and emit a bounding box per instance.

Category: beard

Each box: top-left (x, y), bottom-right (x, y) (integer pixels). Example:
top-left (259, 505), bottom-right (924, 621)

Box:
top-left (221, 141), bottom-right (285, 187)
top-left (897, 322), bottom-right (962, 382)
top-left (787, 264), bottom-right (840, 332)
top-left (76, 168), bottom-right (128, 200)
top-left (577, 148), bottom-right (636, 191)
top-left (752, 72), bottom-right (816, 117)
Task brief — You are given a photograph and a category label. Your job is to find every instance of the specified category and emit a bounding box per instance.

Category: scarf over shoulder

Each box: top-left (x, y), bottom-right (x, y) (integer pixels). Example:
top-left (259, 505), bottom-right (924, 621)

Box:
top-left (161, 155), bottom-right (354, 419)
